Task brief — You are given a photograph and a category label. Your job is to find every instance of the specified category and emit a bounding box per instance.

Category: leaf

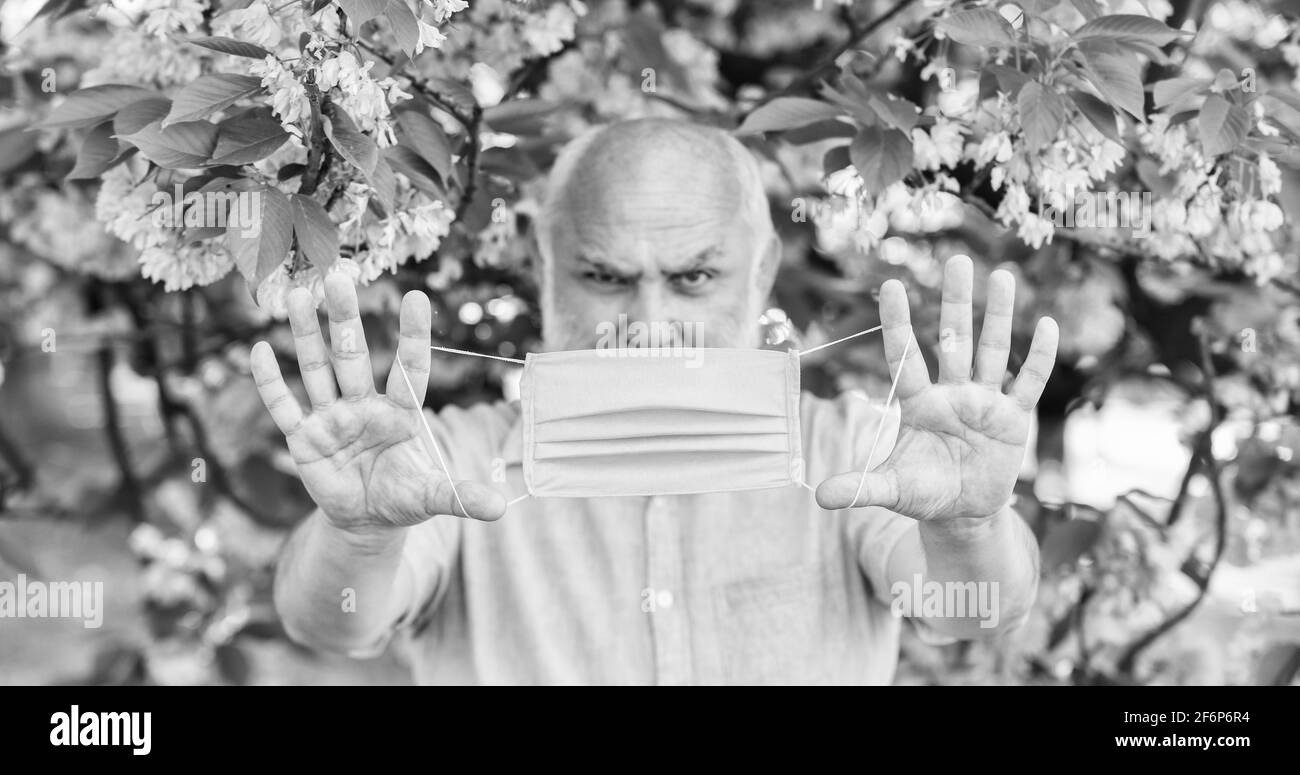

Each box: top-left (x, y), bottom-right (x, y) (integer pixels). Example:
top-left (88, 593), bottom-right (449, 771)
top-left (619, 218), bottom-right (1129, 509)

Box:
top-left (782, 118), bottom-right (857, 145)
top-left (0, 128), bottom-right (41, 176)
top-left (1153, 77), bottom-right (1210, 111)
top-left (323, 107), bottom-right (378, 175)
top-left (163, 74), bottom-right (263, 127)
top-left (337, 0), bottom-right (388, 25)
top-left (735, 97), bottom-right (847, 134)
top-left (822, 144), bottom-right (851, 176)
top-left (290, 193), bottom-right (338, 271)
top-left (366, 155), bottom-right (397, 216)
top-left (1071, 14), bottom-right (1184, 47)
top-left (113, 97), bottom-right (171, 136)
top-left (868, 94), bottom-right (920, 132)
top-left (32, 0), bottom-right (89, 21)
top-left (1018, 82), bottom-right (1067, 150)
top-left (1068, 0), bottom-right (1102, 20)
top-left (66, 121), bottom-right (122, 180)
top-left (395, 110), bottom-right (452, 182)
top-left (38, 84), bottom-right (156, 129)
top-left (124, 119), bottom-right (218, 168)
top-left (1079, 40), bottom-right (1145, 120)
top-left (210, 112), bottom-right (289, 165)
top-left (1040, 518), bottom-right (1103, 570)
top-left (383, 145), bottom-right (444, 197)
top-left (1135, 158), bottom-right (1177, 198)
top-left (384, 0), bottom-right (420, 60)
top-left (983, 64), bottom-right (1033, 98)
top-left (1198, 95), bottom-right (1250, 156)
top-left (228, 186), bottom-right (292, 293)
top-left (188, 36), bottom-right (273, 59)
top-left (849, 126), bottom-right (912, 191)
top-left (1069, 90), bottom-right (1121, 143)
top-left (936, 9), bottom-right (1016, 48)
top-left (482, 98), bottom-right (566, 136)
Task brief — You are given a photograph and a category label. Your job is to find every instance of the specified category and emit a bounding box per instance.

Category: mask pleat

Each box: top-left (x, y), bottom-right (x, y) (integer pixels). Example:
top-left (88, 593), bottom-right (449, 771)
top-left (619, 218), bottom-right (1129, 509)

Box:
top-left (529, 450), bottom-right (795, 498)
top-left (533, 408), bottom-right (788, 442)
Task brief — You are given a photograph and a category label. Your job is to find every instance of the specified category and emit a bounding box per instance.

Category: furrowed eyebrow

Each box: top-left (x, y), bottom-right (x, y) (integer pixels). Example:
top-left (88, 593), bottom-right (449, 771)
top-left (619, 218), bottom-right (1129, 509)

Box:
top-left (663, 247), bottom-right (721, 276)
top-left (576, 254), bottom-right (639, 280)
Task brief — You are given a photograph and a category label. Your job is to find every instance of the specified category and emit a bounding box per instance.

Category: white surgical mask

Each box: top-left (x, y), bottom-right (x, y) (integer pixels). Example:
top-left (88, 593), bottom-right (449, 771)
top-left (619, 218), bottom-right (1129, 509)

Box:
top-left (519, 348), bottom-right (803, 497)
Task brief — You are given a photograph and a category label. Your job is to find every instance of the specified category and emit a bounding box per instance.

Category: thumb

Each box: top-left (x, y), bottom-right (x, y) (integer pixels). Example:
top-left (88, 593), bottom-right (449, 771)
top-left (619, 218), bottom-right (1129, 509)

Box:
top-left (815, 470), bottom-right (898, 510)
top-left (422, 478), bottom-right (508, 522)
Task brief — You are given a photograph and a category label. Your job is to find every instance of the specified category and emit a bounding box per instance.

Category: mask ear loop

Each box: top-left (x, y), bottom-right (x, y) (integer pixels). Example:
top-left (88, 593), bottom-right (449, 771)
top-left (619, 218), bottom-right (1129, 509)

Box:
top-left (792, 324), bottom-right (898, 501)
top-left (849, 334), bottom-right (909, 507)
top-left (795, 325), bottom-right (881, 358)
top-left (408, 344), bottom-right (532, 512)
top-left (395, 356), bottom-right (469, 518)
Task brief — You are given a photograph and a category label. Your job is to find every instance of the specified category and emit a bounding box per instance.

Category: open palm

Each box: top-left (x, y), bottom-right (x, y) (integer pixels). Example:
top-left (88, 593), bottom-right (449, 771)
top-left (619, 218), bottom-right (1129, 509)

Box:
top-left (250, 274), bottom-right (505, 533)
top-left (816, 256), bottom-right (1059, 522)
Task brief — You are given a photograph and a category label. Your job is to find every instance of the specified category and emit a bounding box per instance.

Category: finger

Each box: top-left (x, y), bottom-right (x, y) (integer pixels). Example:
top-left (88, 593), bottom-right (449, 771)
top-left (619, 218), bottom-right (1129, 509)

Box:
top-left (287, 287), bottom-right (338, 409)
top-left (1011, 316), bottom-right (1059, 411)
top-left (937, 255), bottom-right (974, 384)
top-left (384, 290), bottom-right (432, 409)
top-left (324, 272), bottom-right (375, 399)
top-left (423, 479), bottom-right (508, 522)
top-left (814, 470), bottom-right (901, 511)
top-left (974, 268), bottom-right (1015, 388)
top-left (250, 341), bottom-right (304, 436)
top-left (878, 279), bottom-right (931, 401)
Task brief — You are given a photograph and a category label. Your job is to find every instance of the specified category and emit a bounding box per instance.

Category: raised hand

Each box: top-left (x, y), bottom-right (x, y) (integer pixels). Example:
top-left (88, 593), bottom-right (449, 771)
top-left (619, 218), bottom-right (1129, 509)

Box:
top-left (816, 255), bottom-right (1059, 521)
top-left (250, 273), bottom-right (506, 533)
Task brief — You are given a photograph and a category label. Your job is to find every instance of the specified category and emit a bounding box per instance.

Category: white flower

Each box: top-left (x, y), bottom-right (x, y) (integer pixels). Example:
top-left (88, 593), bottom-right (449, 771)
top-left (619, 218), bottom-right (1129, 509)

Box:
top-left (468, 62), bottom-right (507, 108)
top-left (522, 3), bottom-right (581, 57)
top-left (416, 20), bottom-right (448, 54)
top-left (212, 2), bottom-right (282, 49)
top-left (1152, 198), bottom-right (1188, 232)
top-left (911, 119), bottom-right (965, 171)
top-left (1086, 139), bottom-right (1126, 180)
top-left (140, 0), bottom-right (205, 37)
top-left (1259, 153), bottom-right (1282, 196)
top-left (889, 30), bottom-right (916, 62)
top-left (318, 52), bottom-right (404, 134)
top-left (1185, 189), bottom-right (1223, 237)
top-left (1017, 212), bottom-right (1055, 249)
top-left (96, 164), bottom-right (166, 250)
top-left (429, 0), bottom-right (467, 24)
top-left (1240, 200), bottom-right (1284, 232)
top-left (996, 181), bottom-right (1035, 228)
top-left (971, 131), bottom-right (1013, 166)
top-left (140, 241), bottom-right (236, 292)
top-left (251, 56), bottom-right (311, 129)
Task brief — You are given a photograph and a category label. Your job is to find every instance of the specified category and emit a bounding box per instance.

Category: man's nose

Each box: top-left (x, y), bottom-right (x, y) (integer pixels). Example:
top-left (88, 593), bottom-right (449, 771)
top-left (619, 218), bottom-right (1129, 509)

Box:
top-left (625, 284), bottom-right (682, 346)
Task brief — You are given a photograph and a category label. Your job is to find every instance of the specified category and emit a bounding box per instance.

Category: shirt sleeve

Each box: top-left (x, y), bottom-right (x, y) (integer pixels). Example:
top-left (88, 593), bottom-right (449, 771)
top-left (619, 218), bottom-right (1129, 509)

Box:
top-left (801, 392), bottom-right (915, 606)
top-left (817, 392), bottom-right (961, 645)
top-left (385, 401), bottom-right (515, 636)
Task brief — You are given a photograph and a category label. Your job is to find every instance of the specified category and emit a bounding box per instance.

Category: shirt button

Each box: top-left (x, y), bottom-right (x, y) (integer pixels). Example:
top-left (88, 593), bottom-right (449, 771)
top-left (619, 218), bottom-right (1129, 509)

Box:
top-left (655, 589), bottom-right (674, 609)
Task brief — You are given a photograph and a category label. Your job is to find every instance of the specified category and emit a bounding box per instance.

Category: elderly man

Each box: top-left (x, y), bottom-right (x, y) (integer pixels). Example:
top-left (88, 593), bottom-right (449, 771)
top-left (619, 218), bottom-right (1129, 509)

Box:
top-left (251, 118), bottom-right (1058, 685)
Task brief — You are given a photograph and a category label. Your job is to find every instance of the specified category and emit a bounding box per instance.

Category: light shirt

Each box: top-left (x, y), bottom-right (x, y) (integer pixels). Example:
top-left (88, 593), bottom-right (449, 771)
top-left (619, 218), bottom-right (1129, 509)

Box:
top-left (380, 392), bottom-right (927, 685)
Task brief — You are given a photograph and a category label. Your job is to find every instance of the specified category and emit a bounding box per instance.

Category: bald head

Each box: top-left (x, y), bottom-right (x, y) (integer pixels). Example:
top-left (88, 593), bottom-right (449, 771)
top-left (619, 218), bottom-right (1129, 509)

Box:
top-left (534, 119), bottom-right (779, 351)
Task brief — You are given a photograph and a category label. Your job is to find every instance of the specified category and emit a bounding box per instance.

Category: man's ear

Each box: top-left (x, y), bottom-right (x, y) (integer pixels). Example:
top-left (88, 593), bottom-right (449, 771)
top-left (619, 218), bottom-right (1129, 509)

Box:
top-left (523, 219), bottom-right (545, 291)
top-left (756, 231), bottom-right (781, 297)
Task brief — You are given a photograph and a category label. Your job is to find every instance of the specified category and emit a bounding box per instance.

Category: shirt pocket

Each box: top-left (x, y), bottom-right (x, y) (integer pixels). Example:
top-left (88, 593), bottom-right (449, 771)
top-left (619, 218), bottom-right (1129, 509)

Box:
top-left (713, 561), bottom-right (848, 685)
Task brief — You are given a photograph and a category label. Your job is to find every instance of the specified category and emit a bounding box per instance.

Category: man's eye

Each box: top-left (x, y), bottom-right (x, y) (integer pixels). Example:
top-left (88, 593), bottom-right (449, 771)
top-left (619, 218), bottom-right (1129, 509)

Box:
top-left (584, 271), bottom-right (627, 287)
top-left (674, 270), bottom-right (713, 290)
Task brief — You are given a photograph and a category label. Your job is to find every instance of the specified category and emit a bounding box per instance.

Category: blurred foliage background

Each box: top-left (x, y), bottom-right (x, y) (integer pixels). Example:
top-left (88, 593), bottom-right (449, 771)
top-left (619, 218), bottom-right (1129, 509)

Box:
top-left (1, 0), bottom-right (1299, 685)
